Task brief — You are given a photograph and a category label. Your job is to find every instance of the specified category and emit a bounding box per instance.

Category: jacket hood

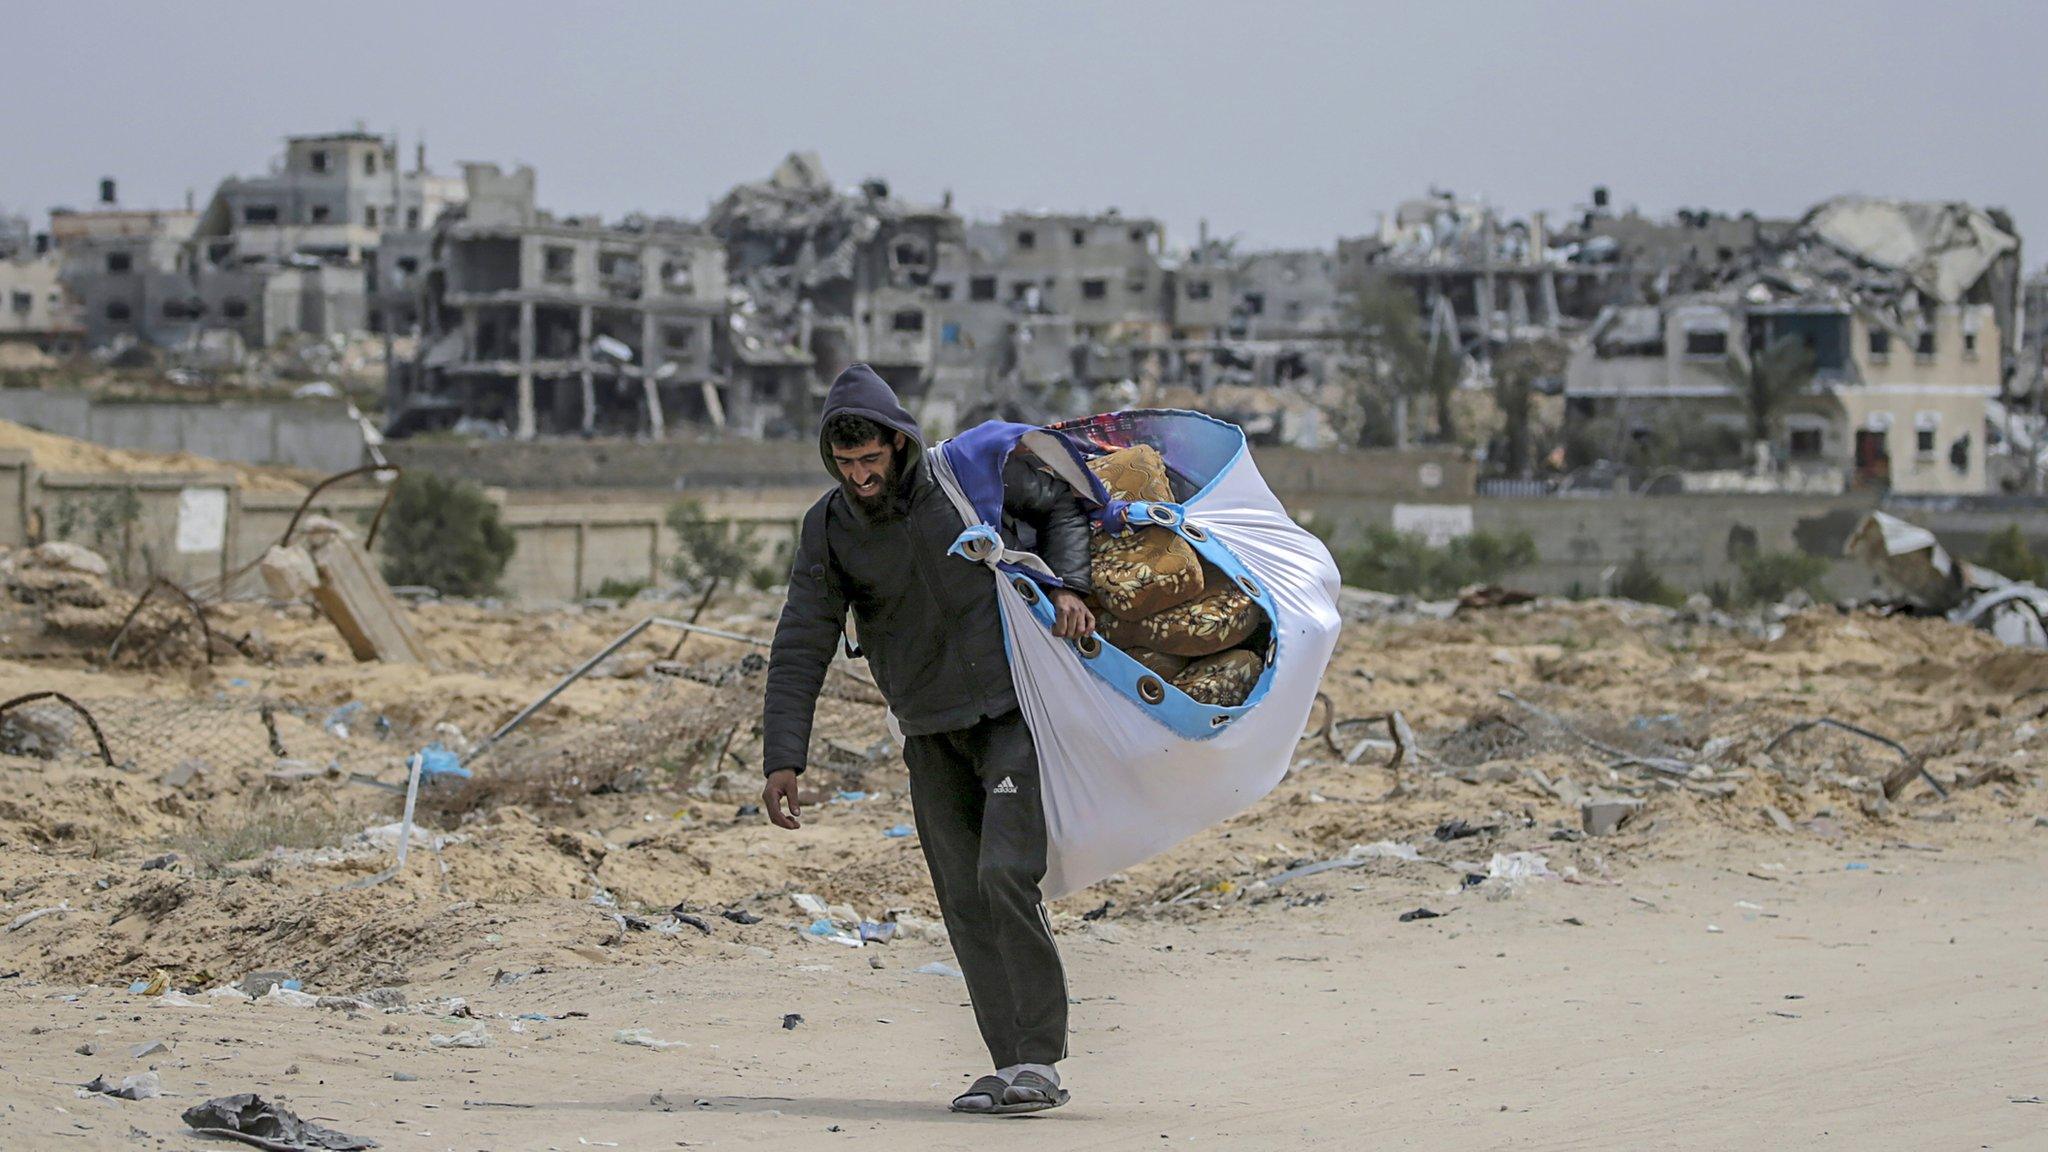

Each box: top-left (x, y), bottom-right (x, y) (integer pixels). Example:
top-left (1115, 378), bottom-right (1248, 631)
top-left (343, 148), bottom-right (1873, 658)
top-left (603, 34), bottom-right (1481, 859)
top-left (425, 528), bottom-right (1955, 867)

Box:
top-left (818, 363), bottom-right (924, 484)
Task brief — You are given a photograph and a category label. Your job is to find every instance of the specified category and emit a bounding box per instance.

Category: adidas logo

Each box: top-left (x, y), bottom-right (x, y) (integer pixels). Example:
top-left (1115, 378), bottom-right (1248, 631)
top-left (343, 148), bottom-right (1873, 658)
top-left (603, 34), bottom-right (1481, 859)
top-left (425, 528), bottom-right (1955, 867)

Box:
top-left (993, 776), bottom-right (1018, 795)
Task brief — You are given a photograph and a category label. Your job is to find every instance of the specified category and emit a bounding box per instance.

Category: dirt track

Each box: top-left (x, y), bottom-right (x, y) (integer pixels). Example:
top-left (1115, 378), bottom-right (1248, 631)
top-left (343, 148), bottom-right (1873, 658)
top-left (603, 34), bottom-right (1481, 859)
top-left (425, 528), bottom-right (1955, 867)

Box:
top-left (4, 830), bottom-right (2041, 1150)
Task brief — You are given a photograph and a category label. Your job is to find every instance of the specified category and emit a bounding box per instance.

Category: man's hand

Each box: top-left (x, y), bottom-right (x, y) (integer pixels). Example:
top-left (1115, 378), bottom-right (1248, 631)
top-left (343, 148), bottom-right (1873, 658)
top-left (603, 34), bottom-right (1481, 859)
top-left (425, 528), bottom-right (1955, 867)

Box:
top-left (1048, 589), bottom-right (1096, 640)
top-left (763, 768), bottom-right (802, 830)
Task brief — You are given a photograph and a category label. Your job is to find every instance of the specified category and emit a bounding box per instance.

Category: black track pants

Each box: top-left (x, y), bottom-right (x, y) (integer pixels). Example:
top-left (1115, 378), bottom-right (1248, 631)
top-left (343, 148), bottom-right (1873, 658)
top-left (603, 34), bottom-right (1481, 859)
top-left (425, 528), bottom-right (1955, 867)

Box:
top-left (903, 708), bottom-right (1068, 1068)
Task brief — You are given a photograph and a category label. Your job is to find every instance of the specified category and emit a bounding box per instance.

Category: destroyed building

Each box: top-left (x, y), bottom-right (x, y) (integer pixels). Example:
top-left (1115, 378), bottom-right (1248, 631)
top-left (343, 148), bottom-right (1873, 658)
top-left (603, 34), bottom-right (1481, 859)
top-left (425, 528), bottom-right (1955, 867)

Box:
top-left (0, 247), bottom-right (81, 358)
top-left (395, 163), bottom-right (730, 439)
top-left (190, 129), bottom-right (466, 345)
top-left (709, 153), bottom-right (958, 421)
top-left (1564, 196), bottom-right (2021, 496)
top-left (51, 193), bottom-right (202, 350)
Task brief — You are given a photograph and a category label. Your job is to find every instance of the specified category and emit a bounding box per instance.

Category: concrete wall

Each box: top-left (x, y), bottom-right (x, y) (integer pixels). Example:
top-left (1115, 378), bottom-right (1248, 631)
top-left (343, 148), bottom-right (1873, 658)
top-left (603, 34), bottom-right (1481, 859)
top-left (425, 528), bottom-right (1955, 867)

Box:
top-left (0, 393), bottom-right (369, 473)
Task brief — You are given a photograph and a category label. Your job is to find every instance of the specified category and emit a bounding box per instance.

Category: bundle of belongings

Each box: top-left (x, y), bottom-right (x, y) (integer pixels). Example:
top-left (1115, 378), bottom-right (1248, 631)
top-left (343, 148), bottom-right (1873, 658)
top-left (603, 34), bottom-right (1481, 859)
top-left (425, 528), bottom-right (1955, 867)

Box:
top-left (1082, 445), bottom-right (1264, 707)
top-left (932, 408), bottom-right (1341, 898)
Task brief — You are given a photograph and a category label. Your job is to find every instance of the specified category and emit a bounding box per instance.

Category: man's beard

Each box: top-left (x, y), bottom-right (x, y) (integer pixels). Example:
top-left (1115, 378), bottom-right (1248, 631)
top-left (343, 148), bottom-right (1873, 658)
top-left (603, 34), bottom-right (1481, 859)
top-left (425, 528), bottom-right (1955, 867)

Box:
top-left (843, 455), bottom-right (906, 521)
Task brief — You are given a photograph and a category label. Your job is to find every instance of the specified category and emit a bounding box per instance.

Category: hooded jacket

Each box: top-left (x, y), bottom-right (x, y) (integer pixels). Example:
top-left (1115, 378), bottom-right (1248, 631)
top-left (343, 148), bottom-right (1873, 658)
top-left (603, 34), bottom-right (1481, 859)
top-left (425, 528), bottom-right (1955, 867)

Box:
top-left (762, 363), bottom-right (1093, 775)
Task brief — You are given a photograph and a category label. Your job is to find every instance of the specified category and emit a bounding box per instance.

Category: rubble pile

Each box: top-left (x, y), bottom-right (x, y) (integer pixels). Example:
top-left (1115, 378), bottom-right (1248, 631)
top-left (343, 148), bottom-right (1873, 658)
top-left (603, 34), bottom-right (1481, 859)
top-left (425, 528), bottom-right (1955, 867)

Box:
top-left (0, 563), bottom-right (2038, 999)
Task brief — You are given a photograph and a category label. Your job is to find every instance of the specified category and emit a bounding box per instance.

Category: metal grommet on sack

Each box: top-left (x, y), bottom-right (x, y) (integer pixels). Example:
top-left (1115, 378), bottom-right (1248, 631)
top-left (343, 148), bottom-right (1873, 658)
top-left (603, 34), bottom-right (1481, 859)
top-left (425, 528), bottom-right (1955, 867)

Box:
top-left (959, 534), bottom-right (996, 562)
top-left (1013, 577), bottom-right (1040, 604)
top-left (1137, 675), bottom-right (1166, 705)
top-left (1210, 713), bottom-right (1231, 728)
top-left (1237, 574), bottom-right (1263, 599)
top-left (1075, 634), bottom-right (1101, 658)
top-left (1147, 505), bottom-right (1181, 528)
top-left (1182, 523), bottom-right (1208, 543)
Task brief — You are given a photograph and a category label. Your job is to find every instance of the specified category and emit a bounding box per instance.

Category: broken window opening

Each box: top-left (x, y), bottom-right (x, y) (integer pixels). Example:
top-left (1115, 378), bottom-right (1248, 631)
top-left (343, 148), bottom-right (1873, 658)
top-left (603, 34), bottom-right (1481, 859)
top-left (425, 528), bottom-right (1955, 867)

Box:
top-left (660, 260), bottom-right (692, 293)
top-left (1963, 330), bottom-right (1978, 358)
top-left (932, 283), bottom-right (954, 301)
top-left (1186, 279), bottom-right (1213, 300)
top-left (969, 276), bottom-right (996, 302)
top-left (1016, 229), bottom-right (1036, 250)
top-left (1915, 427), bottom-right (1937, 455)
top-left (1950, 434), bottom-right (1971, 473)
top-left (365, 206), bottom-right (379, 227)
top-left (1915, 329), bottom-right (1936, 359)
top-left (104, 301), bottom-right (131, 321)
top-left (1071, 228), bottom-right (1087, 247)
top-left (406, 207), bottom-right (421, 229)
top-left (1684, 330), bottom-right (1727, 357)
top-left (891, 309), bottom-right (925, 333)
top-left (310, 150), bottom-right (329, 174)
top-left (1081, 278), bottom-right (1107, 301)
top-left (1867, 328), bottom-right (1890, 360)
top-left (364, 151), bottom-right (377, 176)
top-left (222, 299), bottom-right (248, 320)
top-left (662, 325), bottom-right (696, 352)
top-left (942, 322), bottom-right (962, 346)
top-left (104, 252), bottom-right (131, 274)
top-left (543, 245), bottom-right (575, 286)
top-left (1128, 227), bottom-right (1146, 245)
top-left (243, 204), bottom-right (280, 225)
top-left (310, 205), bottom-right (331, 224)
top-left (1243, 292), bottom-right (1265, 316)
top-left (9, 292), bottom-right (28, 315)
top-left (1787, 428), bottom-right (1823, 459)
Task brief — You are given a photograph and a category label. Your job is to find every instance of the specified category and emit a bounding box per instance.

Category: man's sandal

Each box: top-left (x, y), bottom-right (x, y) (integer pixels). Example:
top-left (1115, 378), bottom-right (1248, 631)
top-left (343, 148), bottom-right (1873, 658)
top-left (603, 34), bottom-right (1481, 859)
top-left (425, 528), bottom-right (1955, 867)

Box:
top-left (994, 1069), bottom-right (1070, 1115)
top-left (949, 1074), bottom-right (1011, 1114)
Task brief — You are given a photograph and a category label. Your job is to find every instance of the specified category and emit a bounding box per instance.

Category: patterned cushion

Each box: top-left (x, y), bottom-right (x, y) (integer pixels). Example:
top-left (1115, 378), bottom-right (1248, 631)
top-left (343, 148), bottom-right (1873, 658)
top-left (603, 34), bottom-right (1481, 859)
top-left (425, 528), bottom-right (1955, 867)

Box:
top-left (1100, 566), bottom-right (1262, 657)
top-left (1122, 646), bottom-right (1191, 681)
top-left (1090, 526), bottom-right (1204, 619)
top-left (1086, 444), bottom-right (1174, 503)
top-left (1085, 443), bottom-right (1205, 619)
top-left (1171, 648), bottom-right (1265, 707)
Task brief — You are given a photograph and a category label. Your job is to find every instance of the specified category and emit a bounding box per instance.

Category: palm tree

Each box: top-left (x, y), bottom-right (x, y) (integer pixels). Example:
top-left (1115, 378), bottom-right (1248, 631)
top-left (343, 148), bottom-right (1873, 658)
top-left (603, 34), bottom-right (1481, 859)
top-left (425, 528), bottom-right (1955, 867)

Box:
top-left (1492, 338), bottom-right (1567, 478)
top-left (1341, 280), bottom-right (1465, 447)
top-left (1726, 335), bottom-right (1816, 469)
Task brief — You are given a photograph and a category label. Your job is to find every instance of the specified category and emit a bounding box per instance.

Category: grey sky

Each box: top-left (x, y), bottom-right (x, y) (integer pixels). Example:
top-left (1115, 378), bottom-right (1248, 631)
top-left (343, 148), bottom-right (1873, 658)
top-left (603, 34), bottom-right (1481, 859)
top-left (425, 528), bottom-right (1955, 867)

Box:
top-left (6, 1), bottom-right (2045, 256)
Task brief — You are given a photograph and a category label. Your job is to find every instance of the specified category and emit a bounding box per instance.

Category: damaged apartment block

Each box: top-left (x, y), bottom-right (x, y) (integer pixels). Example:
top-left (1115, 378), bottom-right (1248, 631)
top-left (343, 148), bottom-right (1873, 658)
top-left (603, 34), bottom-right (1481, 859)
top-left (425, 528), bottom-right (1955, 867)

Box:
top-left (399, 164), bottom-right (730, 439)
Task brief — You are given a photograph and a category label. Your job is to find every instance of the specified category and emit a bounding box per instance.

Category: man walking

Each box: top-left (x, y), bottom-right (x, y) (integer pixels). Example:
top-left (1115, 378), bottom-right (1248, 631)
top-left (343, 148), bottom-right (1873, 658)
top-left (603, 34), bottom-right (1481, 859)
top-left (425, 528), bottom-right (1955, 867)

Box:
top-left (762, 363), bottom-right (1094, 1114)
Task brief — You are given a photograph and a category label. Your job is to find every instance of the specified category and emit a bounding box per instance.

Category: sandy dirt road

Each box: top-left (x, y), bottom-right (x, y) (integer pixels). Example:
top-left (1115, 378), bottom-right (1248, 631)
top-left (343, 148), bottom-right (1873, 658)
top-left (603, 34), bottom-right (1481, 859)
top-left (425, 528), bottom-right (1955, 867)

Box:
top-left (6, 830), bottom-right (2041, 1152)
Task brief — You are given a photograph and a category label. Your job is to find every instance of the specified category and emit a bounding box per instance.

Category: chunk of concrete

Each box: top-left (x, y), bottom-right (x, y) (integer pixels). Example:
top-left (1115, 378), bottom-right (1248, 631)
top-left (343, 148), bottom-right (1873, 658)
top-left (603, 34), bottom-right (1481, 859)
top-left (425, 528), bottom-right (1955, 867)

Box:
top-left (1580, 798), bottom-right (1644, 837)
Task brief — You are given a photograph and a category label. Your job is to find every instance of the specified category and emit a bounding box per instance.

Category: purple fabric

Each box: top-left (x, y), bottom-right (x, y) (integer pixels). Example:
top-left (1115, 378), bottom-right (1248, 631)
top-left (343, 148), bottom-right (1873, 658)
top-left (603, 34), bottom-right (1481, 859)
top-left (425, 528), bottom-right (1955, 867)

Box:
top-left (940, 420), bottom-right (1112, 587)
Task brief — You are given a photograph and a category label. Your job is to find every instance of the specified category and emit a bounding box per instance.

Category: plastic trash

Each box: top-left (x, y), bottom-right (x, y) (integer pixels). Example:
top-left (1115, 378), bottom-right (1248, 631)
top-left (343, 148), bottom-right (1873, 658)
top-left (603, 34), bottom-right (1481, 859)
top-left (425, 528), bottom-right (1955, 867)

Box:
top-left (1486, 851), bottom-right (1555, 886)
top-left (1846, 862), bottom-right (1870, 871)
top-left (428, 1023), bottom-right (490, 1048)
top-left (182, 1094), bottom-right (376, 1151)
top-left (857, 921), bottom-right (898, 944)
top-left (884, 824), bottom-right (914, 838)
top-left (261, 987), bottom-right (320, 1009)
top-left (323, 701), bottom-right (366, 739)
top-left (614, 1028), bottom-right (688, 1051)
top-left (791, 893), bottom-right (830, 918)
top-left (781, 1013), bottom-right (803, 1030)
top-left (81, 1072), bottom-right (161, 1101)
top-left (832, 790), bottom-right (868, 804)
top-left (415, 742), bottom-right (470, 780)
top-left (1398, 907), bottom-right (1441, 922)
top-left (915, 961), bottom-right (964, 978)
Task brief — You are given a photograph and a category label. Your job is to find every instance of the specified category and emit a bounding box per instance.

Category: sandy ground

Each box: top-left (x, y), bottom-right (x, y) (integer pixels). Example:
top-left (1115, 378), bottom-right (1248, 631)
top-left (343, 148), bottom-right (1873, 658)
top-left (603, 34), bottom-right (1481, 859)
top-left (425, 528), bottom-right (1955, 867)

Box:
top-left (3, 829), bottom-right (2042, 1151)
top-left (4, 559), bottom-right (2048, 1149)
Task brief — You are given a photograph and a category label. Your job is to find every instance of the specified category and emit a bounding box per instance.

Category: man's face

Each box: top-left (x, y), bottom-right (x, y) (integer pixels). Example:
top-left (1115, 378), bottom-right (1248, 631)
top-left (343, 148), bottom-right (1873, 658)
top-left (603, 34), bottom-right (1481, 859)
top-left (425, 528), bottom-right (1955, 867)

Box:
top-left (832, 434), bottom-right (904, 513)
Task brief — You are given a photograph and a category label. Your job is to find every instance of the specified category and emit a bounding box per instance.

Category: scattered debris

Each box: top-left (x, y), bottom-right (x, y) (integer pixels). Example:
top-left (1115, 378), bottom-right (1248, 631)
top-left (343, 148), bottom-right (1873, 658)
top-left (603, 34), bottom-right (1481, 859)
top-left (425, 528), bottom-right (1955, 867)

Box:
top-left (1398, 908), bottom-right (1442, 922)
top-left (615, 1028), bottom-right (689, 1051)
top-left (182, 1093), bottom-right (379, 1151)
top-left (82, 1072), bottom-right (161, 1101)
top-left (915, 962), bottom-right (963, 979)
top-left (781, 1013), bottom-right (803, 1030)
top-left (428, 1023), bottom-right (490, 1049)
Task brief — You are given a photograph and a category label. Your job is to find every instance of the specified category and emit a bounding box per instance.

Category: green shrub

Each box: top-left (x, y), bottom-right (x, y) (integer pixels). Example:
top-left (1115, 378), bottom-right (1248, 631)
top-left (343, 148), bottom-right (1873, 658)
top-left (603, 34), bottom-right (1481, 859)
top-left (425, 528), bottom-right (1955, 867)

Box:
top-left (1612, 550), bottom-right (1685, 607)
top-left (379, 472), bottom-right (516, 596)
top-left (594, 577), bottom-right (651, 603)
top-left (1331, 526), bottom-right (1538, 597)
top-left (1736, 550), bottom-right (1830, 606)
top-left (1976, 524), bottom-right (2043, 584)
top-left (664, 499), bottom-right (758, 590)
